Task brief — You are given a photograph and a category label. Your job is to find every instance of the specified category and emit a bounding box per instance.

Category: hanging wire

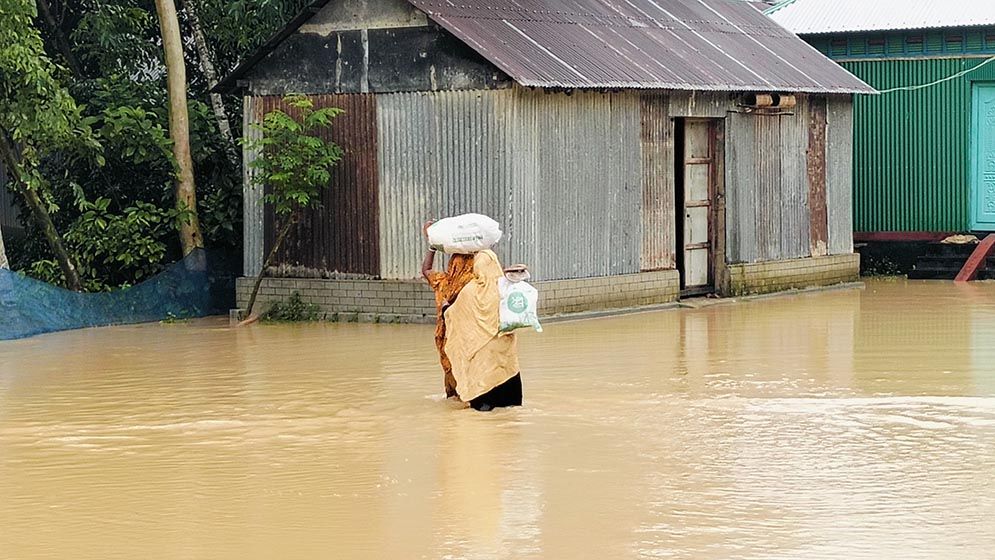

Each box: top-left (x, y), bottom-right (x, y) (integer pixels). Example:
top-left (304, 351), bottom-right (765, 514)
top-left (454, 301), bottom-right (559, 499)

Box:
top-left (870, 55), bottom-right (995, 94)
top-left (760, 1), bottom-right (995, 95)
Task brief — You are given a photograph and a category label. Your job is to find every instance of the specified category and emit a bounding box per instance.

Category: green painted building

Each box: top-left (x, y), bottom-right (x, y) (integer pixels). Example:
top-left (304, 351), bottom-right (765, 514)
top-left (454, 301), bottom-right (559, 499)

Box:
top-left (769, 1), bottom-right (995, 236)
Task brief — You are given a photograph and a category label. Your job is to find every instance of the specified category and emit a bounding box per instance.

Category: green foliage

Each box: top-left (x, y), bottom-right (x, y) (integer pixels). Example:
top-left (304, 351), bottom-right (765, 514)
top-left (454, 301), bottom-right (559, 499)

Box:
top-left (97, 105), bottom-right (172, 166)
top-left (195, 0), bottom-right (313, 74)
top-left (6, 0), bottom-right (311, 289)
top-left (71, 2), bottom-right (161, 78)
top-left (861, 255), bottom-right (904, 277)
top-left (245, 94), bottom-right (344, 222)
top-left (261, 292), bottom-right (322, 322)
top-left (0, 0), bottom-right (100, 188)
top-left (27, 186), bottom-right (177, 291)
top-left (161, 311), bottom-right (191, 324)
top-left (12, 58), bottom-right (240, 289)
top-left (241, 95), bottom-right (342, 317)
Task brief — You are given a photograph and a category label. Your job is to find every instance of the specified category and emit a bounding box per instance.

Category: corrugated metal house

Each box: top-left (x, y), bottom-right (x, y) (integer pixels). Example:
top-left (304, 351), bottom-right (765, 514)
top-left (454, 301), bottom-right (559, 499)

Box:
top-left (769, 0), bottom-right (995, 238)
top-left (220, 0), bottom-right (872, 321)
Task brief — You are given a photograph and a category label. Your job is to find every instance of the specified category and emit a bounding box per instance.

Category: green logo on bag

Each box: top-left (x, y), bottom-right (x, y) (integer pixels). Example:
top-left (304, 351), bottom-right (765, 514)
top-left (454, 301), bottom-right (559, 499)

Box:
top-left (507, 291), bottom-right (528, 313)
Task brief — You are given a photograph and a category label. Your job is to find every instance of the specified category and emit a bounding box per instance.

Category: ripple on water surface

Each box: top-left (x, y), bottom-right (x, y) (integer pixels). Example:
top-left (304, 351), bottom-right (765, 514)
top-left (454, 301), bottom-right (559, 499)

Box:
top-left (1, 279), bottom-right (995, 559)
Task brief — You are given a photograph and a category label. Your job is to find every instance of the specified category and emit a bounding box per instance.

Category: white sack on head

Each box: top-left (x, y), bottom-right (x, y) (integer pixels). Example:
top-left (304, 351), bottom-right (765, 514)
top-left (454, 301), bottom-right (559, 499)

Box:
top-left (427, 214), bottom-right (503, 254)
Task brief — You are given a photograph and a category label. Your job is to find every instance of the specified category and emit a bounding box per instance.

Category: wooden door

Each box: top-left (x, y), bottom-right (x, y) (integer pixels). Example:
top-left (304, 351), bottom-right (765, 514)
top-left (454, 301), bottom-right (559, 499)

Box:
top-left (682, 121), bottom-right (715, 289)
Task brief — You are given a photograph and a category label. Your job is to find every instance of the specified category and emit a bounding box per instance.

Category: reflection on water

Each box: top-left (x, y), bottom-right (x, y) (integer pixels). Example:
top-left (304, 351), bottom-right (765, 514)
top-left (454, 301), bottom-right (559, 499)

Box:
top-left (1, 279), bottom-right (995, 559)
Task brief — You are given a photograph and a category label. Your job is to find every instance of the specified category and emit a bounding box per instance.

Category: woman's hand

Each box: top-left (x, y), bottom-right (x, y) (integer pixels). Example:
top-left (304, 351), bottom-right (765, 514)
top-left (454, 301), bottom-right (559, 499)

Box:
top-left (421, 223), bottom-right (438, 282)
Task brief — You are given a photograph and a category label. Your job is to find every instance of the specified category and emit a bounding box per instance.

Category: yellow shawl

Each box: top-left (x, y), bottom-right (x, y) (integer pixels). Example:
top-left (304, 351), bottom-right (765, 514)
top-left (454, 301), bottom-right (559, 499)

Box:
top-left (426, 254), bottom-right (476, 398)
top-left (443, 250), bottom-right (519, 402)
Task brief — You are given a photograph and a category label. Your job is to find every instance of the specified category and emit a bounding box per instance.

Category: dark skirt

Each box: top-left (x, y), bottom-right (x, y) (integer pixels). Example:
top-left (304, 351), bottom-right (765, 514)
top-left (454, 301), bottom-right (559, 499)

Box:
top-left (469, 373), bottom-right (523, 411)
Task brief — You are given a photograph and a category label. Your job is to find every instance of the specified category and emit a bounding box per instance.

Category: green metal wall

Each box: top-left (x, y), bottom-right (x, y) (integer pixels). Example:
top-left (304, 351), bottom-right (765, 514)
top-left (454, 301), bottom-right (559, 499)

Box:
top-left (808, 27), bottom-right (995, 232)
top-left (808, 28), bottom-right (995, 60)
top-left (844, 57), bottom-right (995, 232)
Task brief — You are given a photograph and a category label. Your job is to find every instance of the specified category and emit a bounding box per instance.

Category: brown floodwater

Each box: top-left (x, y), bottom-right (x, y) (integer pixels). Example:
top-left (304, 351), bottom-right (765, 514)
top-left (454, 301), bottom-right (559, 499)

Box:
top-left (2, 279), bottom-right (995, 559)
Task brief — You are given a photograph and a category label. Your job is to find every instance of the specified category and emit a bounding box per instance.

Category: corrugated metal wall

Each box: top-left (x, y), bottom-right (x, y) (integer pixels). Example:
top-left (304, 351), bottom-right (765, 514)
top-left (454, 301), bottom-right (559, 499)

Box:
top-left (377, 90), bottom-right (514, 279)
top-left (826, 98), bottom-right (854, 254)
top-left (244, 86), bottom-right (855, 279)
top-left (377, 88), bottom-right (642, 280)
top-left (669, 92), bottom-right (734, 119)
top-left (808, 27), bottom-right (995, 61)
top-left (726, 112), bottom-right (755, 263)
top-left (640, 94), bottom-right (677, 270)
top-left (725, 94), bottom-right (850, 263)
top-left (257, 94), bottom-right (381, 276)
top-left (842, 57), bottom-right (995, 232)
top-left (513, 89), bottom-right (642, 280)
top-left (807, 95), bottom-right (829, 256)
top-left (754, 113), bottom-right (782, 261)
top-left (779, 95), bottom-right (811, 260)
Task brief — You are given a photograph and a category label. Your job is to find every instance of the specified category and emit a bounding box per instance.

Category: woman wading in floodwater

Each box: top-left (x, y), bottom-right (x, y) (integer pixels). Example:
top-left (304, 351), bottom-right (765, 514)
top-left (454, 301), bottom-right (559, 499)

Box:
top-left (422, 222), bottom-right (523, 411)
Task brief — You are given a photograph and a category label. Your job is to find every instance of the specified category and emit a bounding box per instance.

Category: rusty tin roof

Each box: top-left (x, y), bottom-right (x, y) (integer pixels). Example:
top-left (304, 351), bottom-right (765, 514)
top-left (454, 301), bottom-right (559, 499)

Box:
top-left (216, 0), bottom-right (874, 94)
top-left (406, 0), bottom-right (873, 93)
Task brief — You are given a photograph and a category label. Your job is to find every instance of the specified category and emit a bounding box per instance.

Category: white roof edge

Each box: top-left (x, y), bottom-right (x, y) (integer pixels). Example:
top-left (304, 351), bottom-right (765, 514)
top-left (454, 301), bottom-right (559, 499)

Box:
top-left (767, 0), bottom-right (995, 36)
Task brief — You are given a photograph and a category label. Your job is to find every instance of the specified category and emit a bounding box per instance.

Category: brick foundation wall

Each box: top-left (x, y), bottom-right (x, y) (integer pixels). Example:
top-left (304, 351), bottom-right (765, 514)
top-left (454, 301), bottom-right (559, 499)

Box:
top-left (724, 253), bottom-right (860, 296)
top-left (235, 269), bottom-right (680, 323)
top-left (535, 270), bottom-right (680, 315)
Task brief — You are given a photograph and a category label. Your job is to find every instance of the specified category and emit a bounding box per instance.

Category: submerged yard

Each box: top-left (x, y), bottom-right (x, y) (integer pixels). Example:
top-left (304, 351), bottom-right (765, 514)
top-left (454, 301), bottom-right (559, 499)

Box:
top-left (1, 279), bottom-right (994, 559)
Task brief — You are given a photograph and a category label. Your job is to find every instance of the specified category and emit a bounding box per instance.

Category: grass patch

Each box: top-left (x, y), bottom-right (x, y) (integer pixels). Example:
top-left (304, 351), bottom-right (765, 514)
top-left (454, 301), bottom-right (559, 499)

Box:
top-left (861, 254), bottom-right (903, 277)
top-left (161, 312), bottom-right (191, 324)
top-left (261, 292), bottom-right (322, 322)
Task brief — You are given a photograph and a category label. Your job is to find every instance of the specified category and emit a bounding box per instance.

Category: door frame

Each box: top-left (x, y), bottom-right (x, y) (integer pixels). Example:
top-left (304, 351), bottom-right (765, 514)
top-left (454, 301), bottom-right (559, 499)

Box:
top-left (970, 81), bottom-right (995, 232)
top-left (675, 117), bottom-right (725, 296)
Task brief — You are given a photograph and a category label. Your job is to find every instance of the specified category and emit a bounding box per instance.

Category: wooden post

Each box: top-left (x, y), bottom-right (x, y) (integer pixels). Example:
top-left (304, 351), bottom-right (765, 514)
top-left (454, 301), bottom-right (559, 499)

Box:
top-left (955, 235), bottom-right (995, 282)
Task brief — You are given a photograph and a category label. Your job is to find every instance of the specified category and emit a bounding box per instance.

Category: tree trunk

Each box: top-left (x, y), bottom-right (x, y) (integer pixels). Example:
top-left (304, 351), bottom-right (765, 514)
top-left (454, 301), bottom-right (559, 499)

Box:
top-left (36, 0), bottom-right (85, 78)
top-left (180, 0), bottom-right (238, 168)
top-left (21, 185), bottom-right (83, 289)
top-left (0, 132), bottom-right (81, 290)
top-left (243, 216), bottom-right (295, 319)
top-left (0, 223), bottom-right (8, 270)
top-left (154, 0), bottom-right (204, 256)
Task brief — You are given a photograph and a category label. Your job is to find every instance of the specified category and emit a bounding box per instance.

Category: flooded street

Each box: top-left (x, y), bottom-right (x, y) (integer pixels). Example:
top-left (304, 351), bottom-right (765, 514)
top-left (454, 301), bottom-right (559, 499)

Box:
top-left (2, 279), bottom-right (995, 559)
